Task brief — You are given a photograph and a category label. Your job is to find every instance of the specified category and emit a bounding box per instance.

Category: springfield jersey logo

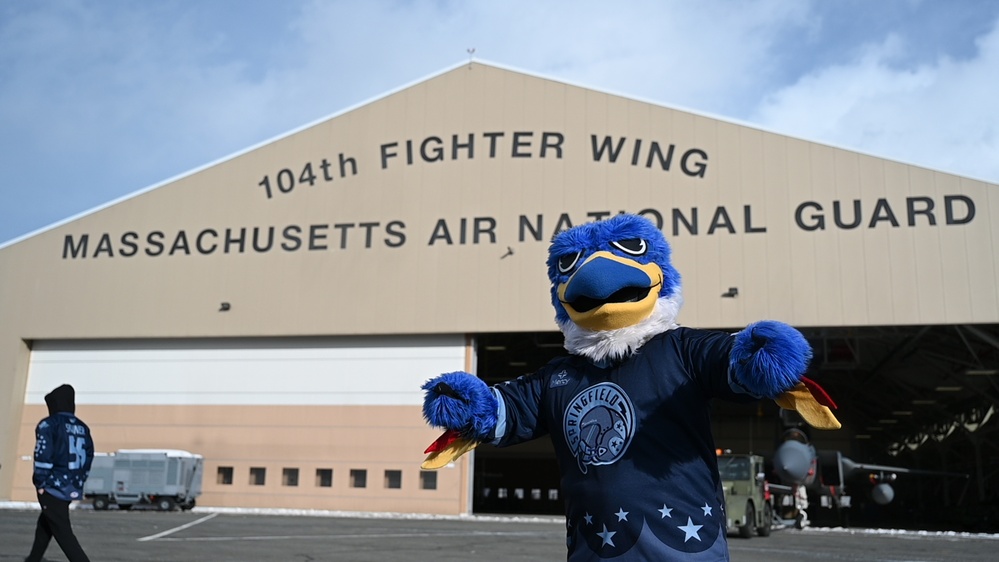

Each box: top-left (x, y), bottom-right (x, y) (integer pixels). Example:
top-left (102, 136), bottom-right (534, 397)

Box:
top-left (563, 382), bottom-right (636, 474)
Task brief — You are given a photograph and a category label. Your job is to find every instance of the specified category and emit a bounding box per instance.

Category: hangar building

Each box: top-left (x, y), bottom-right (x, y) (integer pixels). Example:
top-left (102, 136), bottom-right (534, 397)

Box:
top-left (2, 62), bottom-right (997, 523)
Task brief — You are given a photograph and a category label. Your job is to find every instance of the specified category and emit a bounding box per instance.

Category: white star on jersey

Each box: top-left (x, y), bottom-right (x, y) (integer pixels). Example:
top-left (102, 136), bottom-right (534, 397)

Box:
top-left (678, 517), bottom-right (703, 542)
top-left (659, 504), bottom-right (673, 518)
top-left (597, 524), bottom-right (617, 547)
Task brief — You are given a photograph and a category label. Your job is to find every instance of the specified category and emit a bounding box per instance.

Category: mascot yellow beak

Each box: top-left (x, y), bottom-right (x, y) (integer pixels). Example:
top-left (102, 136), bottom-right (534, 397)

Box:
top-left (557, 251), bottom-right (663, 331)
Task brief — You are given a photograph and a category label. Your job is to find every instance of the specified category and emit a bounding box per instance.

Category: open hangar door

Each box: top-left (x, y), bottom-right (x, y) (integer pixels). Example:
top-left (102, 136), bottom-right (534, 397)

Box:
top-left (472, 332), bottom-right (565, 515)
top-left (470, 331), bottom-right (784, 516)
top-left (472, 326), bottom-right (999, 531)
top-left (796, 324), bottom-right (999, 532)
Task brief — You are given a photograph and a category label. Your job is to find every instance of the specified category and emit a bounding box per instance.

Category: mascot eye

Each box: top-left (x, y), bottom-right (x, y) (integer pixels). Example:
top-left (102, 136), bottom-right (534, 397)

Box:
top-left (557, 251), bottom-right (582, 274)
top-left (611, 238), bottom-right (647, 256)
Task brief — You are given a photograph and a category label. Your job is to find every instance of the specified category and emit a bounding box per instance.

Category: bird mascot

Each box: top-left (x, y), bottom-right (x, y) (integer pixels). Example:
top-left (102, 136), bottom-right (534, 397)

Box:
top-left (420, 213), bottom-right (839, 561)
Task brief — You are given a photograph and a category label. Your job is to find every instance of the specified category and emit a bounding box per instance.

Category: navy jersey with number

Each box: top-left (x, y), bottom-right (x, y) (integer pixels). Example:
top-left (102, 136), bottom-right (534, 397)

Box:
top-left (33, 412), bottom-right (95, 502)
top-left (491, 327), bottom-right (753, 561)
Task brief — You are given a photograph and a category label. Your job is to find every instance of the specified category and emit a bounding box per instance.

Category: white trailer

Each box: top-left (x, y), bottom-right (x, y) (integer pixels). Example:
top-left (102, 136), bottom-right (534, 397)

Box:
top-left (83, 449), bottom-right (204, 511)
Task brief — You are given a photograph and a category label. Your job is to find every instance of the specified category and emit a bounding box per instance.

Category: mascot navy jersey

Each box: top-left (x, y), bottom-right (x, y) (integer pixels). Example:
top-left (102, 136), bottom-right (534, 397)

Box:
top-left (492, 327), bottom-right (749, 561)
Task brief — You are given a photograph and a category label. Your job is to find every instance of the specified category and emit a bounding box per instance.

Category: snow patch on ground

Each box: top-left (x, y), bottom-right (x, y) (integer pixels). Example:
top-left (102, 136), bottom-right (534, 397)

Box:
top-left (0, 501), bottom-right (562, 524)
top-left (2, 501), bottom-right (996, 538)
top-left (795, 525), bottom-right (999, 540)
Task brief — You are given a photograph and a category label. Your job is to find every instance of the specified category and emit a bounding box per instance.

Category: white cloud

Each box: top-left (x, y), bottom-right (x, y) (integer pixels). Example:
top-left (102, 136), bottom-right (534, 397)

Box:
top-left (278, 0), bottom-right (813, 118)
top-left (749, 20), bottom-right (999, 182)
top-left (1, 0), bottom-right (998, 244)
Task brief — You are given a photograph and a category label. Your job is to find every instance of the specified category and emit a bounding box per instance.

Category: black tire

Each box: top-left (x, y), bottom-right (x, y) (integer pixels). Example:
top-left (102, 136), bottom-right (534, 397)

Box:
top-left (92, 496), bottom-right (110, 511)
top-left (738, 503), bottom-right (755, 539)
top-left (758, 503), bottom-right (772, 537)
top-left (156, 497), bottom-right (176, 512)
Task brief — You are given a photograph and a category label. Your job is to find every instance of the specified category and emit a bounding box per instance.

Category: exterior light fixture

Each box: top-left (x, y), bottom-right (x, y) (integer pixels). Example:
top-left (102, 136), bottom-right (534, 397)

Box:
top-left (721, 287), bottom-right (738, 298)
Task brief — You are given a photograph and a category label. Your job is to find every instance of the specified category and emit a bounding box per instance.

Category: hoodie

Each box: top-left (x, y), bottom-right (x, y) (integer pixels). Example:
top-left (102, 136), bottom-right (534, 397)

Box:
top-left (33, 384), bottom-right (94, 501)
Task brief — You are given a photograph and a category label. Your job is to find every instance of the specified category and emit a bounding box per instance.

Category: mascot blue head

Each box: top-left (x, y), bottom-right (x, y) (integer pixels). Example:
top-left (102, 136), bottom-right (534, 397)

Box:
top-left (547, 214), bottom-right (683, 362)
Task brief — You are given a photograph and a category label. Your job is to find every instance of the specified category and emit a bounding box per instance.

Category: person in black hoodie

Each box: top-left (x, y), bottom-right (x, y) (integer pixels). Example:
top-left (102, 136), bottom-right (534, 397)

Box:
top-left (25, 384), bottom-right (94, 562)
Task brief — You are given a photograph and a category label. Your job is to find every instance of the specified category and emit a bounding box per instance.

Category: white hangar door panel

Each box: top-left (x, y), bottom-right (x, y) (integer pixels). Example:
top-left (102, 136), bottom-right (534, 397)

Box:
top-left (18, 335), bottom-right (473, 514)
top-left (24, 335), bottom-right (467, 407)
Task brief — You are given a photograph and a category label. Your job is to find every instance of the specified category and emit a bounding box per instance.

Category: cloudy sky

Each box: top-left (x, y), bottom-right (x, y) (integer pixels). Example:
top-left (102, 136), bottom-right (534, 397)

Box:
top-left (2, 0), bottom-right (997, 245)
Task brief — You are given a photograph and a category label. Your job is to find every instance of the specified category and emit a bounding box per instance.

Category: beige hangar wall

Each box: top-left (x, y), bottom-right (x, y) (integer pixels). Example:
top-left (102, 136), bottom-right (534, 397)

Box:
top-left (10, 336), bottom-right (470, 513)
top-left (1, 61), bottom-right (997, 506)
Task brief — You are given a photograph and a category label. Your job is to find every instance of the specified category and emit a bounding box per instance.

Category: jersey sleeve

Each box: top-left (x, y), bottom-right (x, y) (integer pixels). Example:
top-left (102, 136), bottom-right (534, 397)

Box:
top-left (83, 424), bottom-right (95, 476)
top-left (678, 327), bottom-right (756, 401)
top-left (490, 369), bottom-right (551, 447)
top-left (32, 419), bottom-right (56, 489)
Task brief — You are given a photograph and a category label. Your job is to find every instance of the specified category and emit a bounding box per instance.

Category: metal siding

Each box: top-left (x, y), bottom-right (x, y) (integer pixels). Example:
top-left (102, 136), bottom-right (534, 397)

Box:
top-left (858, 154), bottom-right (893, 323)
top-left (907, 167), bottom-right (948, 322)
top-left (741, 127), bottom-right (770, 322)
top-left (762, 132), bottom-right (794, 322)
top-left (785, 137), bottom-right (820, 324)
top-left (0, 62), bottom-right (994, 340)
top-left (883, 161), bottom-right (921, 325)
top-left (26, 336), bottom-right (465, 406)
top-left (978, 178), bottom-right (999, 322)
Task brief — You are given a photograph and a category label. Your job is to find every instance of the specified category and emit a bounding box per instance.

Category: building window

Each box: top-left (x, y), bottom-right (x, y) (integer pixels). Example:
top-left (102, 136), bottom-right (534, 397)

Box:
top-left (249, 467), bottom-right (266, 486)
top-left (419, 470), bottom-right (437, 490)
top-left (216, 466), bottom-right (233, 485)
top-left (349, 469), bottom-right (367, 488)
top-left (384, 470), bottom-right (402, 489)
top-left (282, 468), bottom-right (299, 487)
top-left (316, 468), bottom-right (333, 487)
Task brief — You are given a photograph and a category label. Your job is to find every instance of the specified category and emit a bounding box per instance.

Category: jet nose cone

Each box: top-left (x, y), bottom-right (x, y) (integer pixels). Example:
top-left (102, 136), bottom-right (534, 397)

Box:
top-left (774, 440), bottom-right (813, 483)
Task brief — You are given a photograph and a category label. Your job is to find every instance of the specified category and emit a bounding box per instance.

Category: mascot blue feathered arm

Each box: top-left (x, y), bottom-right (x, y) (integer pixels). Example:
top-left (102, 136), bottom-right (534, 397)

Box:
top-left (421, 214), bottom-right (838, 469)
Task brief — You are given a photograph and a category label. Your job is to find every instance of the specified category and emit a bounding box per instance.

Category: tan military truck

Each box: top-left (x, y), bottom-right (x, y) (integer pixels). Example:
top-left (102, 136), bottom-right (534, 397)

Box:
top-left (718, 453), bottom-right (772, 538)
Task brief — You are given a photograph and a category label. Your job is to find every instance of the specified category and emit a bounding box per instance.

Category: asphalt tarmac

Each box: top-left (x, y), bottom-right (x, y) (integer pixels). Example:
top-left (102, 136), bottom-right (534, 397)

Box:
top-left (1, 506), bottom-right (997, 561)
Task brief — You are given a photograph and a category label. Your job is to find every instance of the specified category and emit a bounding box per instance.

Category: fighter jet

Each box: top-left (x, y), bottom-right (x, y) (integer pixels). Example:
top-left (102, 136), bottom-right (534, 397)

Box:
top-left (769, 410), bottom-right (967, 528)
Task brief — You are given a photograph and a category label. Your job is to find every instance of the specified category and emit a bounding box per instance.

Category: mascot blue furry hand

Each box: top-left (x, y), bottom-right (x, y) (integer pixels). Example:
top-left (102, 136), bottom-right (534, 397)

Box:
top-left (421, 214), bottom-right (838, 561)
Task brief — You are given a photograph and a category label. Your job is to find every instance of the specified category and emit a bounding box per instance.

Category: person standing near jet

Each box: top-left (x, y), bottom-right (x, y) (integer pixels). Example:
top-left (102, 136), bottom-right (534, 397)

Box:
top-left (25, 383), bottom-right (94, 562)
